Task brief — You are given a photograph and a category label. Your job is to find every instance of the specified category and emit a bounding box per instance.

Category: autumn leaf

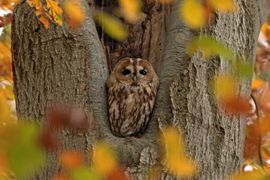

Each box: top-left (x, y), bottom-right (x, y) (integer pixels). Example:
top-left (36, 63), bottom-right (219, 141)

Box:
top-left (187, 35), bottom-right (234, 59)
top-left (220, 96), bottom-right (252, 116)
top-left (231, 170), bottom-right (268, 180)
top-left (39, 15), bottom-right (50, 29)
top-left (252, 79), bottom-right (266, 91)
top-left (60, 151), bottom-right (84, 169)
top-left (160, 127), bottom-right (198, 177)
top-left (106, 167), bottom-right (128, 180)
top-left (180, 0), bottom-right (206, 29)
top-left (38, 129), bottom-right (60, 151)
top-left (258, 87), bottom-right (270, 114)
top-left (71, 167), bottom-right (102, 180)
top-left (27, 0), bottom-right (42, 10)
top-left (46, 0), bottom-right (63, 26)
top-left (233, 59), bottom-right (253, 79)
top-left (213, 74), bottom-right (237, 101)
top-left (253, 116), bottom-right (270, 137)
top-left (119, 0), bottom-right (142, 23)
top-left (45, 104), bottom-right (92, 131)
top-left (94, 11), bottom-right (128, 41)
top-left (92, 142), bottom-right (118, 176)
top-left (6, 123), bottom-right (46, 178)
top-left (63, 0), bottom-right (85, 28)
top-left (208, 0), bottom-right (238, 12)
top-left (52, 172), bottom-right (69, 180)
top-left (261, 23), bottom-right (270, 41)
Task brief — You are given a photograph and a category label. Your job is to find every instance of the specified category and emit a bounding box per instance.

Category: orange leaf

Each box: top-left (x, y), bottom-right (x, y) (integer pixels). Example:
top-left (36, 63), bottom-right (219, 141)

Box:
top-left (261, 23), bottom-right (270, 41)
top-left (63, 0), bottom-right (85, 28)
top-left (39, 15), bottom-right (49, 29)
top-left (60, 151), bottom-right (84, 169)
top-left (106, 167), bottom-right (128, 180)
top-left (259, 88), bottom-right (270, 113)
top-left (220, 96), bottom-right (252, 116)
top-left (251, 79), bottom-right (266, 91)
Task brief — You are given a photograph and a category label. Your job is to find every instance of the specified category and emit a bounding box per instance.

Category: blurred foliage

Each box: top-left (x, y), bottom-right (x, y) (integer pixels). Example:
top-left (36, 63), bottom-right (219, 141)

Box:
top-left (0, 0), bottom-right (270, 179)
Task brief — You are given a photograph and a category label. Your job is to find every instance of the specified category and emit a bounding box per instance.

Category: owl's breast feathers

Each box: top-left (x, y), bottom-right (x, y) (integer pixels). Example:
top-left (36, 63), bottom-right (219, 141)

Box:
top-left (108, 84), bottom-right (157, 137)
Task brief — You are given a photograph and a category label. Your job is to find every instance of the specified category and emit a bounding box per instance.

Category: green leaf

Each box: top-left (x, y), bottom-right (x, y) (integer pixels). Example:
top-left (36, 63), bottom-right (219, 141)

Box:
top-left (7, 123), bottom-right (46, 178)
top-left (71, 167), bottom-right (102, 180)
top-left (234, 59), bottom-right (253, 79)
top-left (94, 11), bottom-right (128, 41)
top-left (187, 35), bottom-right (234, 59)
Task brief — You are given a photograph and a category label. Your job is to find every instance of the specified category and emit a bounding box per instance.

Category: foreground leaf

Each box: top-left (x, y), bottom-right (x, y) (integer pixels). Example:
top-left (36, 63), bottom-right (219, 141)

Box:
top-left (60, 151), bottom-right (84, 169)
top-left (220, 96), bottom-right (252, 116)
top-left (231, 170), bottom-right (268, 180)
top-left (119, 0), bottom-right (142, 23)
top-left (213, 74), bottom-right (237, 101)
top-left (92, 142), bottom-right (118, 176)
top-left (180, 0), bottom-right (206, 29)
top-left (71, 167), bottom-right (102, 180)
top-left (251, 79), bottom-right (266, 90)
top-left (161, 127), bottom-right (198, 177)
top-left (63, 0), bottom-right (85, 28)
top-left (187, 35), bottom-right (234, 59)
top-left (7, 123), bottom-right (46, 178)
top-left (94, 11), bottom-right (128, 41)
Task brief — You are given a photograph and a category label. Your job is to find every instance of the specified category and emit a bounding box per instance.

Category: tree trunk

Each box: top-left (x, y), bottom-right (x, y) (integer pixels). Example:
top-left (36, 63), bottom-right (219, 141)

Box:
top-left (11, 0), bottom-right (269, 179)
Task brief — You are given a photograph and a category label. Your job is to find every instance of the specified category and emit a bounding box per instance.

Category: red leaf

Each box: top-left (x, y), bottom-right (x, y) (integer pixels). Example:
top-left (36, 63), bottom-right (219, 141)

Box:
top-left (38, 129), bottom-right (61, 151)
top-left (106, 167), bottom-right (128, 180)
top-left (45, 104), bottom-right (93, 131)
top-left (220, 96), bottom-right (252, 116)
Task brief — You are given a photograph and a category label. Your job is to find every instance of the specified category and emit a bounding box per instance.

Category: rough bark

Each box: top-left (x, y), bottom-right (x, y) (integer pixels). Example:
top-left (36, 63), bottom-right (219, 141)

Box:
top-left (151, 0), bottom-right (269, 179)
top-left (11, 0), bottom-right (269, 180)
top-left (12, 0), bottom-right (170, 179)
top-left (12, 0), bottom-right (108, 178)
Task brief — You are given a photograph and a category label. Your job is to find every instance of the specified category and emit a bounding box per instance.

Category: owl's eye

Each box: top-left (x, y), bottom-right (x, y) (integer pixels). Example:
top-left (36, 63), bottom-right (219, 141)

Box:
top-left (139, 69), bottom-right (147, 75)
top-left (122, 69), bottom-right (131, 75)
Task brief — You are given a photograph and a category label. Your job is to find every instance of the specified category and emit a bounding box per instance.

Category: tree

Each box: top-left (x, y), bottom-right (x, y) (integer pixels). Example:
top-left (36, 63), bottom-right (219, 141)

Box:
top-left (11, 0), bottom-right (269, 179)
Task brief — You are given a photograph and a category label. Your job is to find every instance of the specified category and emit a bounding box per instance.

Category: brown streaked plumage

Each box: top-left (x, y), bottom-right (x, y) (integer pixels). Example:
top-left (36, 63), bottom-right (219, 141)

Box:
top-left (107, 57), bottom-right (159, 137)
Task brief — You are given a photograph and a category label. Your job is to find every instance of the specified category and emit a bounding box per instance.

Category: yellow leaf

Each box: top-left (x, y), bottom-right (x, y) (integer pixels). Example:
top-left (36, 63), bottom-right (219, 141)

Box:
top-left (251, 79), bottom-right (266, 90)
top-left (63, 0), bottom-right (85, 28)
top-left (119, 0), bottom-right (142, 23)
top-left (46, 0), bottom-right (63, 26)
top-left (166, 156), bottom-right (197, 177)
top-left (94, 11), bottom-right (128, 41)
top-left (213, 74), bottom-right (237, 101)
top-left (92, 142), bottom-right (117, 175)
top-left (208, 0), bottom-right (238, 12)
top-left (180, 0), bottom-right (206, 29)
top-left (161, 127), bottom-right (198, 178)
top-left (231, 170), bottom-right (267, 180)
top-left (261, 23), bottom-right (270, 41)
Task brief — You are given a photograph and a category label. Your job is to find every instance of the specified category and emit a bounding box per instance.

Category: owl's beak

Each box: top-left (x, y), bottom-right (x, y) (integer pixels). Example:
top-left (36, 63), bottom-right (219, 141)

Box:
top-left (132, 76), bottom-right (137, 81)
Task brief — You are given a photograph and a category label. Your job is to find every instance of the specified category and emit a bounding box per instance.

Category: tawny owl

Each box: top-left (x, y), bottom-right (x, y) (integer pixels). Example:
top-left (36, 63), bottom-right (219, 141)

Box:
top-left (107, 58), bottom-right (159, 137)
